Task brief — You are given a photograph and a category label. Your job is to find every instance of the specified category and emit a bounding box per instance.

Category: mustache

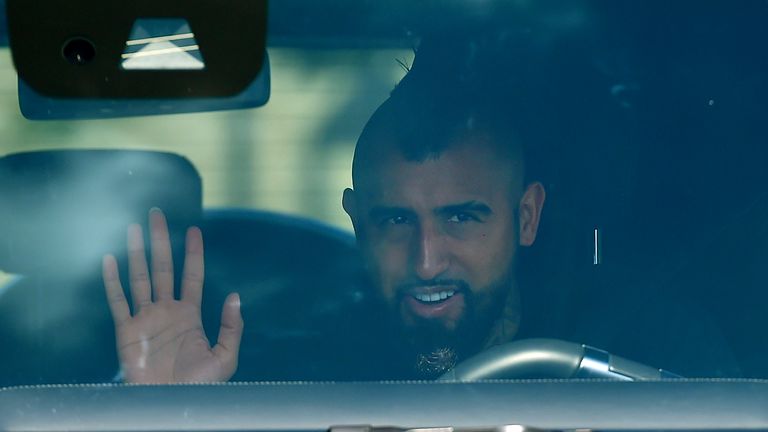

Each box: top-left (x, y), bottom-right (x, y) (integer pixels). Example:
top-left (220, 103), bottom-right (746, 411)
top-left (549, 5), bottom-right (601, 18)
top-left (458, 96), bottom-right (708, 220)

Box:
top-left (396, 278), bottom-right (471, 295)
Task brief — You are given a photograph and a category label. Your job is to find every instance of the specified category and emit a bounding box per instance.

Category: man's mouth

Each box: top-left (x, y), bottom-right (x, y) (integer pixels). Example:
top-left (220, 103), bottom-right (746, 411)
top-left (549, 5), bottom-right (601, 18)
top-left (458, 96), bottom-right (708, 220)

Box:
top-left (412, 289), bottom-right (456, 304)
top-left (401, 286), bottom-right (466, 321)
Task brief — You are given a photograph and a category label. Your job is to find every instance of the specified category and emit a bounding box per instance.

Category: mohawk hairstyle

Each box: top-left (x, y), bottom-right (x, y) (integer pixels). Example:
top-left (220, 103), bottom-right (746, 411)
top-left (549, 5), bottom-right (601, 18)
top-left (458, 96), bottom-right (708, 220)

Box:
top-left (352, 29), bottom-right (544, 189)
top-left (352, 24), bottom-right (630, 191)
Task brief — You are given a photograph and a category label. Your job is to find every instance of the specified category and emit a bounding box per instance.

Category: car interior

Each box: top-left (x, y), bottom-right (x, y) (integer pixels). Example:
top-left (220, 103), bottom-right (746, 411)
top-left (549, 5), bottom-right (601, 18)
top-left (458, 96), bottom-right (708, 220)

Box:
top-left (1, 0), bottom-right (768, 430)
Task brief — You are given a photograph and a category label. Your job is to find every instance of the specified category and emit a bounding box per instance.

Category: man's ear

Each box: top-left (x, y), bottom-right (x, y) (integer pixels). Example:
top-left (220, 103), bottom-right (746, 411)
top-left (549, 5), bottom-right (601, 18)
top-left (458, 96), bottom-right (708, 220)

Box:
top-left (518, 182), bottom-right (546, 247)
top-left (342, 188), bottom-right (359, 234)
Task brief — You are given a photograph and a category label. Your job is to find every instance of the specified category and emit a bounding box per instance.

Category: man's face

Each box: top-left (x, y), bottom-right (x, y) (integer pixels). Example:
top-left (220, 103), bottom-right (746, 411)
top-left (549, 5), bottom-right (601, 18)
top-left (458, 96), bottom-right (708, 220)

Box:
top-left (344, 136), bottom-right (544, 366)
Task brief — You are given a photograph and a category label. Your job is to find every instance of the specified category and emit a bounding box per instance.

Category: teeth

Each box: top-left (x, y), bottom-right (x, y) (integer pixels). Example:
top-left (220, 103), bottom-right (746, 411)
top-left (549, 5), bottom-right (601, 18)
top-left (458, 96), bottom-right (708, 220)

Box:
top-left (414, 291), bottom-right (456, 303)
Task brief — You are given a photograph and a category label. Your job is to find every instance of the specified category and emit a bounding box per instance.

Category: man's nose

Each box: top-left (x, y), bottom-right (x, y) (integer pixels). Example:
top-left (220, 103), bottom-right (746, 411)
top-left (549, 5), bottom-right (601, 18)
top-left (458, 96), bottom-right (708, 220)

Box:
top-left (412, 222), bottom-right (450, 281)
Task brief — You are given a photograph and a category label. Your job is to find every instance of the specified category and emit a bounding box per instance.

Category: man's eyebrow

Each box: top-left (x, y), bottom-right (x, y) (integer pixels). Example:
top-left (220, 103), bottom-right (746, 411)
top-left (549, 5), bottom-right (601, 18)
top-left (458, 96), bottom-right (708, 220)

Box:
top-left (436, 201), bottom-right (493, 216)
top-left (368, 206), bottom-right (416, 220)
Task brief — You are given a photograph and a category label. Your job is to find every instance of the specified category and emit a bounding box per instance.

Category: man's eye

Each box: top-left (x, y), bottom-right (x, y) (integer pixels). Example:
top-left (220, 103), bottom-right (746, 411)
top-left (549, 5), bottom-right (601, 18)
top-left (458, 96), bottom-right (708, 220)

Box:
top-left (447, 213), bottom-right (477, 223)
top-left (384, 215), bottom-right (409, 225)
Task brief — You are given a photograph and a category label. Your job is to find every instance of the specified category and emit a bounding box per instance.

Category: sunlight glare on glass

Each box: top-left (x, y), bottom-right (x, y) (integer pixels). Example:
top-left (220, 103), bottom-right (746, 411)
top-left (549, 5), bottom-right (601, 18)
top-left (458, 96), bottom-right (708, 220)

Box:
top-left (121, 18), bottom-right (205, 70)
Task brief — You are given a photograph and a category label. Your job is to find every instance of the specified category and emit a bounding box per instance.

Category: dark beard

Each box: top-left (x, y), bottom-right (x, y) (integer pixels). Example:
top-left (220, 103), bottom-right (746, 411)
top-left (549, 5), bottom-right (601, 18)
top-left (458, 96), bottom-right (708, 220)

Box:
top-left (391, 282), bottom-right (510, 380)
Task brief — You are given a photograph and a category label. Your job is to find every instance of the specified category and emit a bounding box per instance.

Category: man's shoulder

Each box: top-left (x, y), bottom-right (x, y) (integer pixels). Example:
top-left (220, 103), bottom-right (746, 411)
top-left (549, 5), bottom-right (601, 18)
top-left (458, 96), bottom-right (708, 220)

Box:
top-left (231, 304), bottom-right (411, 382)
top-left (523, 288), bottom-right (742, 378)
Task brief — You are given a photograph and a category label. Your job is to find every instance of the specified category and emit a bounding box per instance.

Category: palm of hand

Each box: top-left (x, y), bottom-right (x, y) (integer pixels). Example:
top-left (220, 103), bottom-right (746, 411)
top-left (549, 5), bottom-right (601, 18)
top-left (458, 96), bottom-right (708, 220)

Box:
top-left (103, 209), bottom-right (243, 384)
top-left (117, 300), bottom-right (225, 383)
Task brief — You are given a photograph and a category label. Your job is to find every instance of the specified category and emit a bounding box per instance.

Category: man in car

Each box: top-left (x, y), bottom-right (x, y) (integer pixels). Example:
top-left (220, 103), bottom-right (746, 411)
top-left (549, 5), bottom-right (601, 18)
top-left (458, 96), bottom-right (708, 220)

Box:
top-left (102, 31), bottom-right (740, 383)
top-left (101, 32), bottom-right (549, 383)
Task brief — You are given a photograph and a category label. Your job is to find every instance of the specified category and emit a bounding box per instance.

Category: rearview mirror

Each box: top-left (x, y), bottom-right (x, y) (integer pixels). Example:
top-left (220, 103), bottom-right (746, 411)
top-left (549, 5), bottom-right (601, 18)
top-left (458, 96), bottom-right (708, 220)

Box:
top-left (6, 0), bottom-right (269, 119)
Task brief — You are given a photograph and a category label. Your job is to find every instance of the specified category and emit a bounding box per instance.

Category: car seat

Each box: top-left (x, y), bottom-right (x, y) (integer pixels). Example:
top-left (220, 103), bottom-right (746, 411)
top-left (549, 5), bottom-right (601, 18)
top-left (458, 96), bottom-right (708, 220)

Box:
top-left (199, 208), bottom-right (371, 381)
top-left (0, 149), bottom-right (202, 386)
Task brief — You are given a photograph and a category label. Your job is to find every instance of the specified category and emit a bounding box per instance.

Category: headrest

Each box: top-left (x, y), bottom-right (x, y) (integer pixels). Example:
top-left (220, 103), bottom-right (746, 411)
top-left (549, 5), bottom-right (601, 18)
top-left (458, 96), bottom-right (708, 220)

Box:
top-left (0, 149), bottom-right (202, 275)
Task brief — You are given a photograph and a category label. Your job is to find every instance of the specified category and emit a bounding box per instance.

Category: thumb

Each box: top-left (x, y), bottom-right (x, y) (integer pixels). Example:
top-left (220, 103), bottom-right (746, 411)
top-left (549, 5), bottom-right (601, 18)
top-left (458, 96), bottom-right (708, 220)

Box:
top-left (213, 292), bottom-right (244, 378)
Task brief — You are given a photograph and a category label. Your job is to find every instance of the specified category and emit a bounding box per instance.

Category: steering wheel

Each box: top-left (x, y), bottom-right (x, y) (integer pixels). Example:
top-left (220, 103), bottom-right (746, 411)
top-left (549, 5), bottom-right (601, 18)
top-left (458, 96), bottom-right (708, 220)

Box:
top-left (438, 338), bottom-right (681, 381)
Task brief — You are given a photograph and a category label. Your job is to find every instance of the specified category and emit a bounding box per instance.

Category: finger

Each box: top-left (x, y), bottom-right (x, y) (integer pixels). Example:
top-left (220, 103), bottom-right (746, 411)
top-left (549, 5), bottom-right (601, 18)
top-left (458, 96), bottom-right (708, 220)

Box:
top-left (127, 223), bottom-right (152, 313)
top-left (213, 293), bottom-right (244, 376)
top-left (149, 208), bottom-right (174, 301)
top-left (180, 226), bottom-right (205, 308)
top-left (102, 254), bottom-right (131, 326)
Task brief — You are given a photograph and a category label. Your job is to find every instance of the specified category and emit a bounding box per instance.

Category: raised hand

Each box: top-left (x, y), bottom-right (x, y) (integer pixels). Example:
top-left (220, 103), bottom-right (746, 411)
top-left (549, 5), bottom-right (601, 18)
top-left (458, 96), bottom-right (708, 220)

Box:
top-left (102, 208), bottom-right (243, 384)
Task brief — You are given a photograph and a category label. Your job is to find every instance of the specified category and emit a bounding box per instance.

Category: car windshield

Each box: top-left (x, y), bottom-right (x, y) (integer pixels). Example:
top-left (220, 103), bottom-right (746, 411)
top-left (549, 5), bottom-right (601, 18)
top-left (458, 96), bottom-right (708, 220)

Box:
top-left (0, 1), bottom-right (767, 387)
